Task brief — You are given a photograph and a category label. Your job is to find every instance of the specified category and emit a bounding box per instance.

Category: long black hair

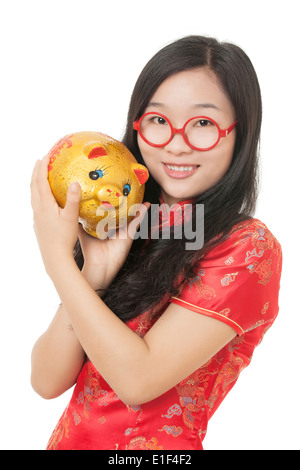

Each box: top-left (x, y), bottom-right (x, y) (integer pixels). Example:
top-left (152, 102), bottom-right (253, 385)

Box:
top-left (74, 35), bottom-right (262, 321)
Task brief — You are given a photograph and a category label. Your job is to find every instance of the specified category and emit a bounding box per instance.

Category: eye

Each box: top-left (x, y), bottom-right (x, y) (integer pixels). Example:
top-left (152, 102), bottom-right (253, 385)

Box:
top-left (123, 183), bottom-right (131, 196)
top-left (195, 119), bottom-right (213, 127)
top-left (89, 170), bottom-right (103, 180)
top-left (153, 116), bottom-right (167, 125)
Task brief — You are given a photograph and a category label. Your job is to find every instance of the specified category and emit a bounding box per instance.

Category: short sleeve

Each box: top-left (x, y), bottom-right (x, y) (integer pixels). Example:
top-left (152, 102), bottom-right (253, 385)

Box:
top-left (170, 219), bottom-right (282, 336)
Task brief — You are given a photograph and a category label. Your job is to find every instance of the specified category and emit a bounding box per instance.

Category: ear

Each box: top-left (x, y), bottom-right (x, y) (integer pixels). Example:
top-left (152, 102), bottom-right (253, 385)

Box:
top-left (87, 146), bottom-right (107, 159)
top-left (133, 164), bottom-right (149, 186)
top-left (83, 142), bottom-right (108, 159)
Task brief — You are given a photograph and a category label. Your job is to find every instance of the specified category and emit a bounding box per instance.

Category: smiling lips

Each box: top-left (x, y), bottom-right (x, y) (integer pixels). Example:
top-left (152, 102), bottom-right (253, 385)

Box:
top-left (163, 163), bottom-right (199, 179)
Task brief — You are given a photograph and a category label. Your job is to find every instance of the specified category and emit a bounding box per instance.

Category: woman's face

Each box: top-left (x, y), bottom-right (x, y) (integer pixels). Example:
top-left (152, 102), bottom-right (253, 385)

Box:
top-left (137, 67), bottom-right (236, 206)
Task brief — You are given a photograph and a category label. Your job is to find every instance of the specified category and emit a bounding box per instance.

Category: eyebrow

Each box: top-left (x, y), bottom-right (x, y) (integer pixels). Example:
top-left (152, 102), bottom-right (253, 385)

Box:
top-left (147, 102), bottom-right (165, 108)
top-left (147, 102), bottom-right (221, 111)
top-left (193, 103), bottom-right (221, 111)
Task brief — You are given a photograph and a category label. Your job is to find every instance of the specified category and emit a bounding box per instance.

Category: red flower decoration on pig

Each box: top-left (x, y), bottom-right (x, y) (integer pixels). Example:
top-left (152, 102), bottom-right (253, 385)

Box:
top-left (47, 132), bottom-right (149, 238)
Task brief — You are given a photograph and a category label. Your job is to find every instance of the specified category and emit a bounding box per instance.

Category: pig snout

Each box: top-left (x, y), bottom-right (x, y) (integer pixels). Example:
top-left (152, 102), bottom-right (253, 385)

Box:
top-left (95, 185), bottom-right (123, 208)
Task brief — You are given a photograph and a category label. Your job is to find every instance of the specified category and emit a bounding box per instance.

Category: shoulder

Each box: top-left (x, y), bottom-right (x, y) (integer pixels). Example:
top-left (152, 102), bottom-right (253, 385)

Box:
top-left (229, 218), bottom-right (281, 252)
top-left (172, 217), bottom-right (282, 336)
top-left (202, 217), bottom-right (282, 270)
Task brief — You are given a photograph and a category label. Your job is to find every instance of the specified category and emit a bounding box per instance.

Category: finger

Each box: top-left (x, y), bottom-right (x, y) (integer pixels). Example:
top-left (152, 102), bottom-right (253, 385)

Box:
top-left (62, 182), bottom-right (82, 221)
top-left (39, 154), bottom-right (55, 198)
top-left (31, 155), bottom-right (55, 203)
top-left (30, 159), bottom-right (43, 208)
top-left (42, 153), bottom-right (51, 164)
top-left (30, 159), bottom-right (41, 188)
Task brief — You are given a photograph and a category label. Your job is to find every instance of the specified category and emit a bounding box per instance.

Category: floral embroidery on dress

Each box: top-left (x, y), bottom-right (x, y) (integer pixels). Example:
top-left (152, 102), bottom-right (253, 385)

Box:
top-left (175, 369), bottom-right (216, 430)
top-left (221, 272), bottom-right (239, 286)
top-left (261, 301), bottom-right (270, 315)
top-left (47, 408), bottom-right (70, 450)
top-left (159, 425), bottom-right (183, 437)
top-left (126, 436), bottom-right (163, 450)
top-left (161, 403), bottom-right (182, 419)
top-left (194, 281), bottom-right (216, 300)
top-left (208, 351), bottom-right (246, 413)
top-left (78, 362), bottom-right (117, 419)
top-left (255, 258), bottom-right (273, 285)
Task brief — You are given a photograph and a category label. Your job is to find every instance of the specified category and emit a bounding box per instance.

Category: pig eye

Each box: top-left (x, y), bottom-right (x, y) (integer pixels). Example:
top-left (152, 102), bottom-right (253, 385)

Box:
top-left (123, 184), bottom-right (131, 196)
top-left (89, 170), bottom-right (103, 180)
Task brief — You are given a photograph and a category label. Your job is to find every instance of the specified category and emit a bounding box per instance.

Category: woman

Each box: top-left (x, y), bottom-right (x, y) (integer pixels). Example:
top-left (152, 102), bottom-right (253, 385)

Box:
top-left (31, 36), bottom-right (282, 450)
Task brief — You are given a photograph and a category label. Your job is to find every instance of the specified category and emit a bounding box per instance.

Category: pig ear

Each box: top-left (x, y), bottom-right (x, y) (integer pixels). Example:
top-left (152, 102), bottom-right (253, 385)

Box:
top-left (83, 142), bottom-right (107, 159)
top-left (133, 165), bottom-right (149, 186)
top-left (87, 146), bottom-right (107, 159)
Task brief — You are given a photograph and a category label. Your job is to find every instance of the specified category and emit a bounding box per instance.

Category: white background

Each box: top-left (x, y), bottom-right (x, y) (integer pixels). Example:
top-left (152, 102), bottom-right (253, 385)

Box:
top-left (1, 0), bottom-right (299, 450)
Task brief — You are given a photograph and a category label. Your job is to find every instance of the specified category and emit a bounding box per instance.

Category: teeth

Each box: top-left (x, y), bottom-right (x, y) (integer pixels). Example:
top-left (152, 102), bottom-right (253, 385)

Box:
top-left (166, 165), bottom-right (195, 171)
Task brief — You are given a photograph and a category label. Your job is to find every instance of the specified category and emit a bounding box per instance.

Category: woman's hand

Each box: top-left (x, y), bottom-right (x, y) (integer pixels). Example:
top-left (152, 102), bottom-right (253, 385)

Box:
top-left (78, 205), bottom-right (149, 290)
top-left (31, 155), bottom-right (81, 275)
top-left (30, 154), bottom-right (149, 287)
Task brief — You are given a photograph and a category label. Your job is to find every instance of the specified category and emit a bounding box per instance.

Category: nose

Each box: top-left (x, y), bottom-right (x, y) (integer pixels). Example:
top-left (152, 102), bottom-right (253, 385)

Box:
top-left (96, 186), bottom-right (122, 208)
top-left (164, 133), bottom-right (193, 155)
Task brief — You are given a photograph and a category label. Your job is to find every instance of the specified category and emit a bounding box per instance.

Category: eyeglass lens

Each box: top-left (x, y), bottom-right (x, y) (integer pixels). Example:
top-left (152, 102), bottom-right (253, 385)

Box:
top-left (140, 114), bottom-right (219, 149)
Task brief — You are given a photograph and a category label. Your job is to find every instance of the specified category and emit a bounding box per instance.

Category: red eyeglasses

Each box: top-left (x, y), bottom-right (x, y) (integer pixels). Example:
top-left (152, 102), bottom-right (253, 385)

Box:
top-left (133, 112), bottom-right (237, 151)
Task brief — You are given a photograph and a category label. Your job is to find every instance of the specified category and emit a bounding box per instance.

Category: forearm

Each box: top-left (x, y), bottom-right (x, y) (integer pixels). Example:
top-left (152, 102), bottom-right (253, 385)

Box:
top-left (49, 255), bottom-right (151, 405)
top-left (31, 304), bottom-right (86, 399)
top-left (31, 265), bottom-right (107, 399)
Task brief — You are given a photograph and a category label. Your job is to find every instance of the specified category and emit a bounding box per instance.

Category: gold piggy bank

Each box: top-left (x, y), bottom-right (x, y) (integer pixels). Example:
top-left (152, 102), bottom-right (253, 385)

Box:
top-left (47, 131), bottom-right (149, 238)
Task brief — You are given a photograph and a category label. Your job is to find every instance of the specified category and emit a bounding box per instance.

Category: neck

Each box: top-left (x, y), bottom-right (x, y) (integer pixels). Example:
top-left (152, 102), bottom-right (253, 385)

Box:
top-left (160, 191), bottom-right (195, 208)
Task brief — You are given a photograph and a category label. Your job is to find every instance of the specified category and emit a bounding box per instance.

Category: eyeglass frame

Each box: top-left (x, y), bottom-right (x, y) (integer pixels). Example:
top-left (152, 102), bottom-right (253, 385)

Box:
top-left (133, 112), bottom-right (238, 151)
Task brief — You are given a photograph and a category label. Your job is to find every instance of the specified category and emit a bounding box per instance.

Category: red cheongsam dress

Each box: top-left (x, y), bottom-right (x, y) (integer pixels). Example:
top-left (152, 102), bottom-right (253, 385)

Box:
top-left (47, 217), bottom-right (282, 450)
